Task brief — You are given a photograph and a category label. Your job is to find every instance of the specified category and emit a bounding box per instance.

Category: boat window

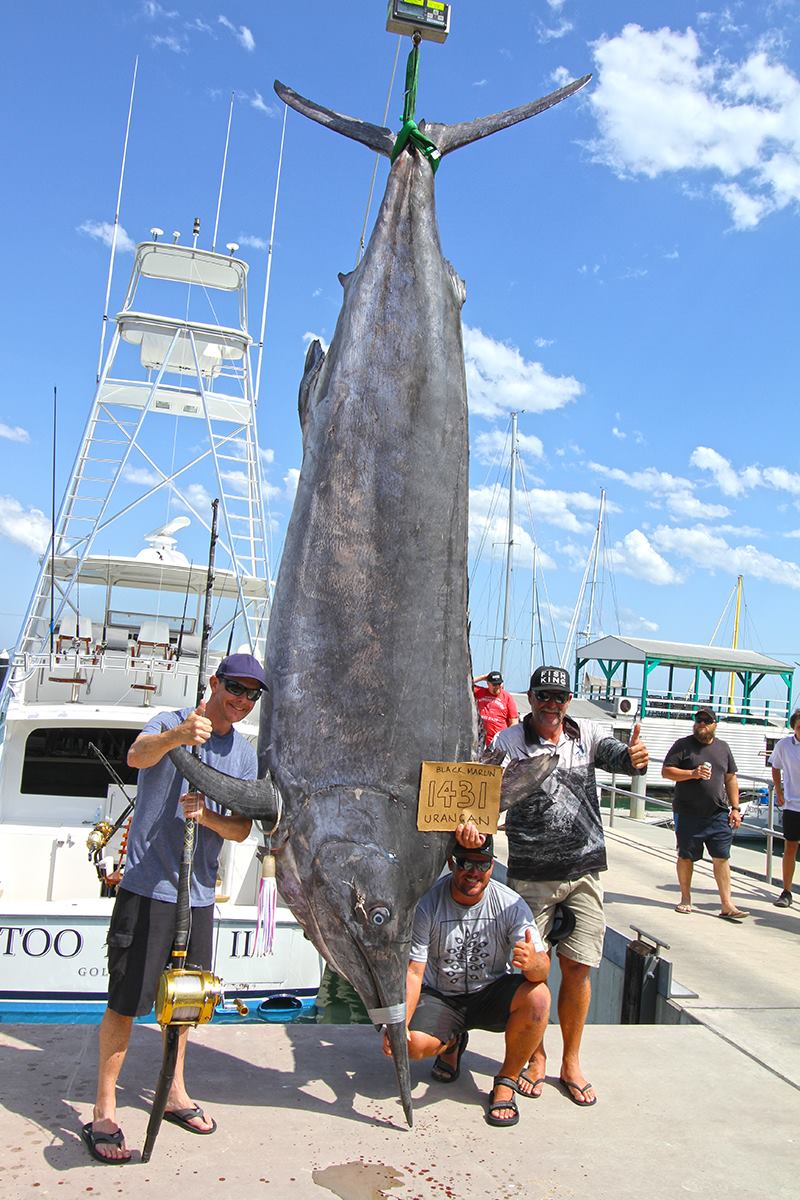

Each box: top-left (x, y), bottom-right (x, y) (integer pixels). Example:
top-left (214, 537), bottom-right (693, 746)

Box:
top-left (21, 727), bottom-right (139, 797)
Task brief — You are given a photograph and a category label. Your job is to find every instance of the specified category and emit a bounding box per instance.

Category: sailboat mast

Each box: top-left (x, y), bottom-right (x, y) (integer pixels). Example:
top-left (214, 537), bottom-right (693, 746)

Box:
top-left (500, 412), bottom-right (517, 676)
top-left (582, 489), bottom-right (606, 643)
top-left (727, 574), bottom-right (743, 713)
top-left (529, 544), bottom-right (537, 678)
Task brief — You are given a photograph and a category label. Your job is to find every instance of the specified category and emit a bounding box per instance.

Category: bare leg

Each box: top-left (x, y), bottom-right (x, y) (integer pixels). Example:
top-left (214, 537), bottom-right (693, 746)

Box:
top-left (90, 1008), bottom-right (134, 1161)
top-left (520, 949), bottom-right (552, 1097)
top-left (676, 857), bottom-right (694, 907)
top-left (491, 982), bottom-right (550, 1119)
top-left (557, 955), bottom-right (595, 1104)
top-left (164, 1027), bottom-right (214, 1131)
top-left (713, 858), bottom-right (736, 913)
top-left (783, 841), bottom-right (798, 892)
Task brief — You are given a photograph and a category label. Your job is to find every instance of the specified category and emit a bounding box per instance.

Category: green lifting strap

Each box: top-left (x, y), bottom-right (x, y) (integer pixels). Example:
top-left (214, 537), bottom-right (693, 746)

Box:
top-left (390, 43), bottom-right (442, 173)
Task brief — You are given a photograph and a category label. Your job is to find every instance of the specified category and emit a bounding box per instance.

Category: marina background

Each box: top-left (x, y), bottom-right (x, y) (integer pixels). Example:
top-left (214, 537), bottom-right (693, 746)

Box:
top-left (1, 1), bottom-right (799, 691)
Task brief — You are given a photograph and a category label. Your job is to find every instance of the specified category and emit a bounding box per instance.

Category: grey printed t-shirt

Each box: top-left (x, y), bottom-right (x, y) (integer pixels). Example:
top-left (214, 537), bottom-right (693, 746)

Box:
top-left (121, 708), bottom-right (257, 906)
top-left (410, 875), bottom-right (543, 996)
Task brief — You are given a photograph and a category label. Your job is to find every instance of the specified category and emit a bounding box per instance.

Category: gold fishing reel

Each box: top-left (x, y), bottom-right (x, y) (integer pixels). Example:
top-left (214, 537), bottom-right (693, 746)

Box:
top-left (86, 820), bottom-right (114, 857)
top-left (155, 968), bottom-right (223, 1026)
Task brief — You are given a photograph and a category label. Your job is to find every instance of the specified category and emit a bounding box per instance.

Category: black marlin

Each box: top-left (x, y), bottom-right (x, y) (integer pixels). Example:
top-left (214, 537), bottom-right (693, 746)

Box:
top-left (172, 70), bottom-right (590, 1125)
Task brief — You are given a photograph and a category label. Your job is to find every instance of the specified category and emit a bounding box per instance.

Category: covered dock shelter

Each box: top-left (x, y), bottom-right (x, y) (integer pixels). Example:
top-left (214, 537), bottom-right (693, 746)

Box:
top-left (575, 636), bottom-right (793, 725)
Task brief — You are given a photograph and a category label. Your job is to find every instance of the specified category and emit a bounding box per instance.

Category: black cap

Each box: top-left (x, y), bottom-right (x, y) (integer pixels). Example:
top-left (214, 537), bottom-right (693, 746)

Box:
top-left (487, 671), bottom-right (503, 684)
top-left (529, 665), bottom-right (571, 694)
top-left (450, 834), bottom-right (494, 862)
top-left (695, 707), bottom-right (717, 723)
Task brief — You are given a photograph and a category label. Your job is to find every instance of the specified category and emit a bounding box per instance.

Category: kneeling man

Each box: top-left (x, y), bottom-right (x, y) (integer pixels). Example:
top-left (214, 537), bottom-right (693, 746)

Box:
top-left (384, 836), bottom-right (550, 1127)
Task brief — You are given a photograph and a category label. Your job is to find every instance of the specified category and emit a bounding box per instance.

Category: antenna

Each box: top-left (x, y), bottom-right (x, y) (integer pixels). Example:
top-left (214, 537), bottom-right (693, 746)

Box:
top-left (192, 217), bottom-right (200, 249)
top-left (226, 242), bottom-right (239, 256)
top-left (95, 57), bottom-right (138, 385)
top-left (254, 103), bottom-right (288, 405)
top-left (172, 230), bottom-right (181, 243)
top-left (150, 226), bottom-right (164, 242)
top-left (212, 92), bottom-right (235, 253)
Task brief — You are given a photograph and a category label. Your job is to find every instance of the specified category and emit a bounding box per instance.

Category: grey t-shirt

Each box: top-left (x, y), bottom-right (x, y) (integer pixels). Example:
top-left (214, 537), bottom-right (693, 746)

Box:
top-left (410, 875), bottom-right (543, 996)
top-left (121, 708), bottom-right (257, 906)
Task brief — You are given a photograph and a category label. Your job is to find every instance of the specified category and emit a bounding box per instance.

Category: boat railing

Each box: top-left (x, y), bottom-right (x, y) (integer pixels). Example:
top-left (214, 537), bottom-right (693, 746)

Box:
top-left (580, 685), bottom-right (787, 725)
top-left (599, 758), bottom-right (784, 885)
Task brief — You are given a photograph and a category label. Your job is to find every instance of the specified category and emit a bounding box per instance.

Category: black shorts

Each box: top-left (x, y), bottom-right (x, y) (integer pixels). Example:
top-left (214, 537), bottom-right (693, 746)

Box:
top-left (409, 975), bottom-right (529, 1046)
top-left (675, 807), bottom-right (733, 862)
top-left (782, 809), bottom-right (800, 842)
top-left (106, 889), bottom-right (215, 1018)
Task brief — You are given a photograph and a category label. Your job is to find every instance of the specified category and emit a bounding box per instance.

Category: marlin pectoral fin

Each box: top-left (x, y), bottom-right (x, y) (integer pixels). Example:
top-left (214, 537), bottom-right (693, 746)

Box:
top-left (500, 753), bottom-right (560, 812)
top-left (275, 80), bottom-right (395, 157)
top-left (168, 746), bottom-right (280, 821)
top-left (436, 74), bottom-right (591, 156)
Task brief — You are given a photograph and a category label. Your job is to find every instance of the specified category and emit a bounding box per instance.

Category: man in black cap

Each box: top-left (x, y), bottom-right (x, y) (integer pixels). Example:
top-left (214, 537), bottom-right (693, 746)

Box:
top-left (472, 670), bottom-right (519, 746)
top-left (662, 708), bottom-right (747, 921)
top-left (83, 653), bottom-right (266, 1163)
top-left (458, 665), bottom-right (648, 1107)
top-left (383, 836), bottom-right (550, 1128)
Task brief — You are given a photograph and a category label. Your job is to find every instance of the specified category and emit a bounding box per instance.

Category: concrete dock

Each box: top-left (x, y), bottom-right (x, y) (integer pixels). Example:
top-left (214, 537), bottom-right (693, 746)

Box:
top-left (1, 816), bottom-right (798, 1200)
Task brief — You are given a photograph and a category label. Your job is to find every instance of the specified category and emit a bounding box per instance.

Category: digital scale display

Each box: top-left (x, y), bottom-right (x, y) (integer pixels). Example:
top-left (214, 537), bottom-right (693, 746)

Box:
top-left (386, 0), bottom-right (451, 44)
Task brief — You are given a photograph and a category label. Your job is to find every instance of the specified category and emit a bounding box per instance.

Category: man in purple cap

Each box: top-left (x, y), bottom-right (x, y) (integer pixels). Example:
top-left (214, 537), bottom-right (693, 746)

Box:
top-left (83, 653), bottom-right (265, 1164)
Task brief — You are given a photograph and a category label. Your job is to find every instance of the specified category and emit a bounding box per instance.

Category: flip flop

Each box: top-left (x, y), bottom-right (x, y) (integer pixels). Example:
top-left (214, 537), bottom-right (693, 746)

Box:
top-left (516, 1068), bottom-right (545, 1098)
top-left (718, 910), bottom-right (749, 922)
top-left (674, 903), bottom-right (692, 914)
top-left (486, 1076), bottom-right (520, 1127)
top-left (81, 1121), bottom-right (130, 1164)
top-left (560, 1078), bottom-right (597, 1107)
top-left (431, 1030), bottom-right (469, 1083)
top-left (163, 1106), bottom-right (217, 1135)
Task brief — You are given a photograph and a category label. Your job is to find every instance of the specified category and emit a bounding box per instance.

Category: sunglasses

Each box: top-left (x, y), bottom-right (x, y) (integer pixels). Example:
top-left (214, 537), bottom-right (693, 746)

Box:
top-left (452, 856), bottom-right (492, 873)
top-left (534, 690), bottom-right (570, 704)
top-left (695, 715), bottom-right (716, 725)
top-left (220, 677), bottom-right (263, 702)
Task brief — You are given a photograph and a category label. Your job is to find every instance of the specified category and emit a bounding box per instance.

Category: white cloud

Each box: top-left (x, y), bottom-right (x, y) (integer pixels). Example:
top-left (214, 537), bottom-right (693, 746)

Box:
top-left (653, 524), bottom-right (800, 589)
top-left (690, 446), bottom-right (761, 495)
top-left (284, 468), bottom-right (300, 498)
top-left (247, 90), bottom-right (278, 117)
top-left (619, 608), bottom-right (660, 635)
top-left (473, 428), bottom-right (544, 466)
top-left (463, 325), bottom-right (583, 419)
top-left (539, 19), bottom-right (573, 43)
top-left (588, 25), bottom-right (800, 229)
top-left (533, 336), bottom-right (554, 348)
top-left (141, 2), bottom-right (177, 18)
top-left (220, 470), bottom-right (249, 495)
top-left (611, 426), bottom-right (626, 440)
top-left (0, 423), bottom-right (29, 443)
top-left (151, 34), bottom-right (187, 54)
top-left (219, 15), bottom-right (255, 52)
top-left (259, 446), bottom-right (275, 465)
top-left (608, 528), bottom-right (681, 585)
top-left (473, 79), bottom-right (488, 88)
top-left (469, 487), bottom-right (554, 569)
top-left (238, 233), bottom-right (267, 250)
top-left (588, 459), bottom-right (730, 520)
top-left (122, 466), bottom-right (159, 487)
top-left (78, 221), bottom-right (135, 253)
top-left (173, 483), bottom-right (213, 514)
top-left (0, 496), bottom-right (50, 553)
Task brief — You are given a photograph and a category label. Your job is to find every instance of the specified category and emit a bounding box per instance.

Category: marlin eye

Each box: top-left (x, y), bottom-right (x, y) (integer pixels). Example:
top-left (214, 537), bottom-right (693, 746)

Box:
top-left (369, 905), bottom-right (391, 927)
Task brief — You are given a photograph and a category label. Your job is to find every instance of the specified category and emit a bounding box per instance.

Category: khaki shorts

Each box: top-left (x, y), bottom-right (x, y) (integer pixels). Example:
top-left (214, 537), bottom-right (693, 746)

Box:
top-left (510, 873), bottom-right (605, 969)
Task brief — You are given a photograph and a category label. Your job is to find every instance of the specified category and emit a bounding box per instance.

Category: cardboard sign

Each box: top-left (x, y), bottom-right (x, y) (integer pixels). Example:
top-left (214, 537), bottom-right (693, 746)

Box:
top-left (417, 761), bottom-right (502, 833)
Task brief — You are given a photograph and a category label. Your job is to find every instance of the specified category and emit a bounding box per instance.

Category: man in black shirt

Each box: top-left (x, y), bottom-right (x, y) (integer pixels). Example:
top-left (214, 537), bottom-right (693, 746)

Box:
top-left (662, 708), bottom-right (748, 920)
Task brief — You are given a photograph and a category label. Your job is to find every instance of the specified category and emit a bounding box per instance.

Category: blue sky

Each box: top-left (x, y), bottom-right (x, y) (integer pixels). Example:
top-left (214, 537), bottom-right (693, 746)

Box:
top-left (1, 2), bottom-right (799, 695)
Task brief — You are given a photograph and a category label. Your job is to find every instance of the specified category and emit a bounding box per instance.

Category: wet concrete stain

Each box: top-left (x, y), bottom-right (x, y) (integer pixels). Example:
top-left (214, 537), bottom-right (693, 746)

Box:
top-left (313, 1161), bottom-right (404, 1200)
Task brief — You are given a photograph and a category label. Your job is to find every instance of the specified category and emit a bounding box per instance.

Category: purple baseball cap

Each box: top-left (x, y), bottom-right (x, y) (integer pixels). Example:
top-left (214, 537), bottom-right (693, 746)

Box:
top-left (216, 652), bottom-right (267, 690)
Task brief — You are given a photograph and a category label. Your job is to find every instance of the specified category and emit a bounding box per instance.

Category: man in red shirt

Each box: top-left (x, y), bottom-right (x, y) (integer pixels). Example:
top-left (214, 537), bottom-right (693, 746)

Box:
top-left (473, 671), bottom-right (519, 746)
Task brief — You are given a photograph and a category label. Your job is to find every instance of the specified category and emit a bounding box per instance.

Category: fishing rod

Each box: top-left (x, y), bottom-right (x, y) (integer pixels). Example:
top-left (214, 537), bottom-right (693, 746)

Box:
top-left (174, 560), bottom-right (193, 662)
top-left (142, 499), bottom-right (223, 1164)
top-left (85, 741), bottom-right (137, 880)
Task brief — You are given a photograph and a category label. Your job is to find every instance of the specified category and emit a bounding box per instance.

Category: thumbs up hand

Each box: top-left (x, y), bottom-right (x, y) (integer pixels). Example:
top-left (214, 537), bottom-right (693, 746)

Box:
top-left (179, 700), bottom-right (213, 747)
top-left (512, 926), bottom-right (538, 975)
top-left (627, 722), bottom-right (649, 771)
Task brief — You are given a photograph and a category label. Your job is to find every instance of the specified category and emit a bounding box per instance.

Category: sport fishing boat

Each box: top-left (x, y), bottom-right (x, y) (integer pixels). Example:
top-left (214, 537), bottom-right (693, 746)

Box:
top-left (0, 196), bottom-right (322, 1018)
